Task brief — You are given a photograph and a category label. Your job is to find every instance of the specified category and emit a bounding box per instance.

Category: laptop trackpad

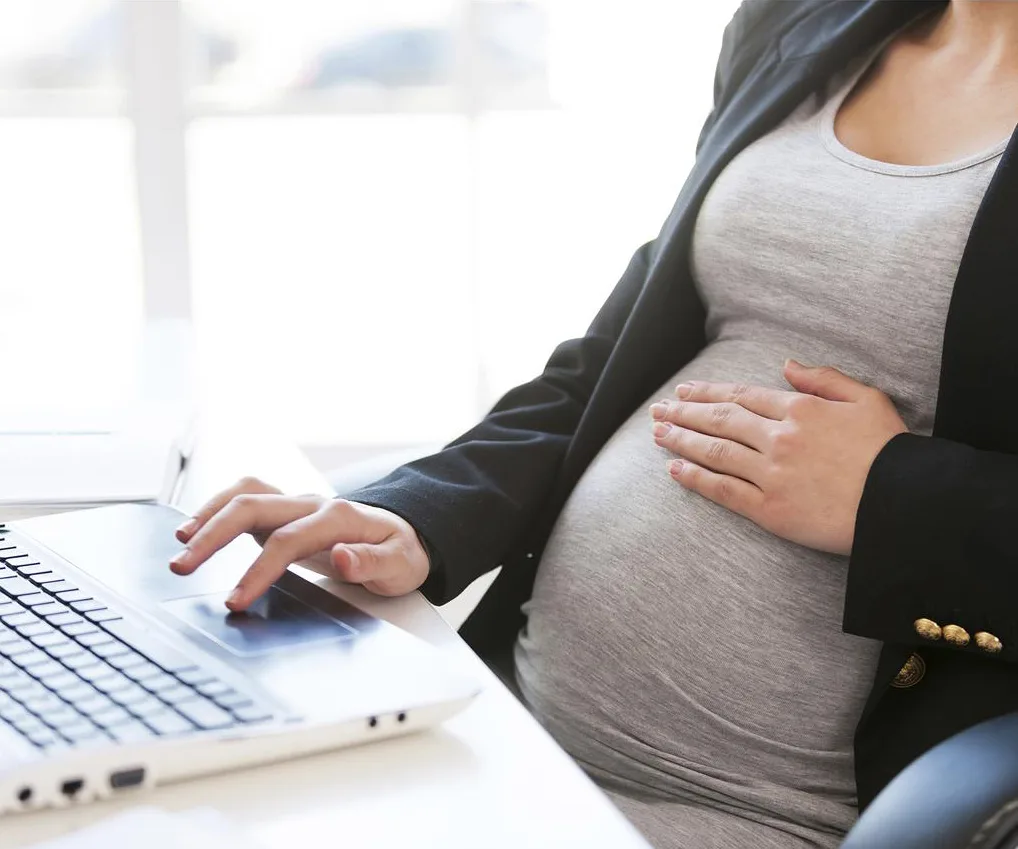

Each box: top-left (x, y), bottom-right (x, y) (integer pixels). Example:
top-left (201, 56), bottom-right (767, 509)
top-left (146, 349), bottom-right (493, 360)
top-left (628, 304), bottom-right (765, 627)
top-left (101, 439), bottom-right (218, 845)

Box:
top-left (162, 585), bottom-right (358, 657)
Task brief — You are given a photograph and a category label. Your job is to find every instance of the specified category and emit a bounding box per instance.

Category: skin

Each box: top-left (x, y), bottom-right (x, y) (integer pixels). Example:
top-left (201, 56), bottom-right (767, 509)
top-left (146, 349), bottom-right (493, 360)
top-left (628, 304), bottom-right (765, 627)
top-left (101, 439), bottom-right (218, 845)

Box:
top-left (172, 0), bottom-right (1017, 610)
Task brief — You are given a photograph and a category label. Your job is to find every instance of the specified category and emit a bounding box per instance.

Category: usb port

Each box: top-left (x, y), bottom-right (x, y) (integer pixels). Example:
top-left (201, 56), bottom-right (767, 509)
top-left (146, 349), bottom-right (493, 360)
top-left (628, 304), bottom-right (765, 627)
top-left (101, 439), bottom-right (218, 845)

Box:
top-left (109, 767), bottom-right (145, 790)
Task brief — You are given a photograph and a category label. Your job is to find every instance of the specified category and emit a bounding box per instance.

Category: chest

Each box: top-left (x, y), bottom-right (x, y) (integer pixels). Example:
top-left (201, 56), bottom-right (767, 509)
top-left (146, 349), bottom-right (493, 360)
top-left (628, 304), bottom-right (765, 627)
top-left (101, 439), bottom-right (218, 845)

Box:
top-left (834, 48), bottom-right (1018, 168)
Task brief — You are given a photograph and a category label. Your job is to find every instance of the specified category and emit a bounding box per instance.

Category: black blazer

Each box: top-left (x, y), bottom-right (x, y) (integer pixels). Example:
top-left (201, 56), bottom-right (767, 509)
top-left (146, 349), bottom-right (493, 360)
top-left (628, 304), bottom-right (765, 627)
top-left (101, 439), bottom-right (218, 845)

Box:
top-left (349, 0), bottom-right (1018, 809)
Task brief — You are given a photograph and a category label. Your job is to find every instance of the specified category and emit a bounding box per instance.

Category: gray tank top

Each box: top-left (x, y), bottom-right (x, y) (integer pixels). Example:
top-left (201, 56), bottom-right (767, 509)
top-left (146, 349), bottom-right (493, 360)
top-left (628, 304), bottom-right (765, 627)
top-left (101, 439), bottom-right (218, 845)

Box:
top-left (513, 44), bottom-right (1006, 849)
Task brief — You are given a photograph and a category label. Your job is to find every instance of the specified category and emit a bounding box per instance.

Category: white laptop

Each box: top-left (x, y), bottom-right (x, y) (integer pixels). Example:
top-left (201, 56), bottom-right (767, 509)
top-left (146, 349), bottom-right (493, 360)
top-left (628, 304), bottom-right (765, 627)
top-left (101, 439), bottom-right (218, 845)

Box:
top-left (0, 503), bottom-right (479, 814)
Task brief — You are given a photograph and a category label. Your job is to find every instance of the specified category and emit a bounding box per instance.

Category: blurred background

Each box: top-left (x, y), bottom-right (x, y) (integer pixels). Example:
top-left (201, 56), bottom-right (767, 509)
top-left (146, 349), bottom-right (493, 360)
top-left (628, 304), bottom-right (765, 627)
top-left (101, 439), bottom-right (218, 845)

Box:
top-left (0, 0), bottom-right (739, 469)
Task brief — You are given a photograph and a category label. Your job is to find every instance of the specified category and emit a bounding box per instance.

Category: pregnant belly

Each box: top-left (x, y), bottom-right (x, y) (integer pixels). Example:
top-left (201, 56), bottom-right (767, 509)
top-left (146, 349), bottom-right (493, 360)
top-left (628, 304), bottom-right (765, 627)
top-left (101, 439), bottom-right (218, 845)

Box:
top-left (514, 341), bottom-right (881, 816)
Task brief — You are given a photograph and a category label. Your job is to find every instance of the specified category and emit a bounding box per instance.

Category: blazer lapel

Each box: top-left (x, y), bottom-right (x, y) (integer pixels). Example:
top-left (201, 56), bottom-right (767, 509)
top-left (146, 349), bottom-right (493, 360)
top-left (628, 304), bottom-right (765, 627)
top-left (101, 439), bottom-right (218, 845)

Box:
top-left (933, 126), bottom-right (1018, 449)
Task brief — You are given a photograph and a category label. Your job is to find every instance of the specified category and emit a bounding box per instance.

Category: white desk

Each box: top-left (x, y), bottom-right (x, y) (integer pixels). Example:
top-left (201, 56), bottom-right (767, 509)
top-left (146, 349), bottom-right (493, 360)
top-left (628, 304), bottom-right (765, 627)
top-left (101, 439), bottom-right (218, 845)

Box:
top-left (4, 419), bottom-right (650, 848)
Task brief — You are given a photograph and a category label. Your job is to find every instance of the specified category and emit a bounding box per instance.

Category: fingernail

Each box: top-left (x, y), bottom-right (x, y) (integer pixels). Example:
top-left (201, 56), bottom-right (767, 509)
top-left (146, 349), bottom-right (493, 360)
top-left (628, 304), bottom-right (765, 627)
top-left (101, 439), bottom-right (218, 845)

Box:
top-left (226, 587), bottom-right (244, 609)
top-left (669, 460), bottom-right (684, 476)
top-left (785, 358), bottom-right (803, 370)
top-left (653, 422), bottom-right (672, 438)
top-left (169, 549), bottom-right (194, 569)
top-left (649, 402), bottom-right (669, 420)
top-left (176, 518), bottom-right (198, 538)
top-left (675, 383), bottom-right (693, 399)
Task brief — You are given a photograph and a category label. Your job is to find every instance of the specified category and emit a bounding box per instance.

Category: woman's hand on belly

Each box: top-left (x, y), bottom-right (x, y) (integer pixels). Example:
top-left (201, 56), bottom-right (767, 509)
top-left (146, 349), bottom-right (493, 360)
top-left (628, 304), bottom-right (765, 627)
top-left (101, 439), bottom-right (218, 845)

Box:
top-left (648, 359), bottom-right (907, 555)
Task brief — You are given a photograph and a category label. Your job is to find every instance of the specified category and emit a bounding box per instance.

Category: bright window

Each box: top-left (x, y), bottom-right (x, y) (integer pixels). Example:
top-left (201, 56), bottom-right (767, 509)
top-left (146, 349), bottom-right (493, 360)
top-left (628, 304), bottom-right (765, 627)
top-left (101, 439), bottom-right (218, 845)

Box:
top-left (3, 0), bottom-right (740, 447)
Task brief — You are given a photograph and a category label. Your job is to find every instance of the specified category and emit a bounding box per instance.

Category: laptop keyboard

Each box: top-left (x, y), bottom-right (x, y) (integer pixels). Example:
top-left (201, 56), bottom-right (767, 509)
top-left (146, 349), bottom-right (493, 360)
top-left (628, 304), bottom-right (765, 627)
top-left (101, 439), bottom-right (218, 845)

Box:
top-left (0, 524), bottom-right (274, 753)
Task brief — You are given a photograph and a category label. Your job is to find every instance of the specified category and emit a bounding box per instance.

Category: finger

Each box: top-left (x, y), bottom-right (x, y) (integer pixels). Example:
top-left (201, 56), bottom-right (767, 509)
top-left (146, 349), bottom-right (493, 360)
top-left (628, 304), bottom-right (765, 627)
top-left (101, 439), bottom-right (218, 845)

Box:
top-left (783, 360), bottom-right (867, 402)
top-left (650, 399), bottom-right (772, 452)
top-left (175, 476), bottom-right (281, 543)
top-left (226, 502), bottom-right (376, 609)
top-left (668, 458), bottom-right (763, 518)
top-left (332, 539), bottom-right (414, 596)
top-left (170, 494), bottom-right (320, 576)
top-left (669, 381), bottom-right (791, 420)
top-left (654, 423), bottom-right (766, 485)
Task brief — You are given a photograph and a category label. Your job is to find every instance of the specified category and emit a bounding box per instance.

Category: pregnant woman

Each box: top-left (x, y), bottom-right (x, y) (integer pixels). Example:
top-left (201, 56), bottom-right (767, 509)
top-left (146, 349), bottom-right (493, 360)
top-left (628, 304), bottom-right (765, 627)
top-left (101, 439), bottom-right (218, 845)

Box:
top-left (168, 1), bottom-right (1018, 846)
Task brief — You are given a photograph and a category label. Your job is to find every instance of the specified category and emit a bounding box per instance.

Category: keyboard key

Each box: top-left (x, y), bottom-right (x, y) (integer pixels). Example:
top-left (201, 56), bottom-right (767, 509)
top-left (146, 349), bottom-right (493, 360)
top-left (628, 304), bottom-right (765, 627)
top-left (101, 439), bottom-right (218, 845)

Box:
top-left (176, 668), bottom-right (217, 686)
top-left (85, 609), bottom-right (121, 623)
top-left (0, 567), bottom-right (14, 580)
top-left (23, 659), bottom-right (64, 680)
top-left (1, 612), bottom-right (36, 628)
top-left (20, 691), bottom-right (65, 714)
top-left (36, 704), bottom-right (83, 727)
top-left (123, 662), bottom-right (162, 682)
top-left (62, 653), bottom-right (105, 671)
top-left (89, 641), bottom-right (132, 660)
top-left (26, 727), bottom-right (62, 748)
top-left (0, 704), bottom-right (32, 724)
top-left (43, 672), bottom-right (87, 694)
top-left (143, 709), bottom-right (195, 736)
top-left (31, 602), bottom-right (66, 617)
top-left (20, 565), bottom-right (54, 578)
top-left (126, 694), bottom-right (170, 718)
top-left (212, 690), bottom-right (254, 710)
top-left (0, 577), bottom-right (42, 597)
top-left (101, 619), bottom-right (200, 674)
top-left (11, 648), bottom-right (50, 669)
top-left (194, 679), bottom-right (232, 698)
top-left (140, 673), bottom-right (179, 694)
top-left (92, 672), bottom-right (132, 695)
top-left (75, 693), bottom-right (115, 717)
top-left (90, 705), bottom-right (132, 729)
top-left (108, 720), bottom-right (155, 743)
top-left (18, 594), bottom-right (52, 608)
top-left (75, 631), bottom-right (114, 648)
top-left (107, 655), bottom-right (148, 675)
top-left (61, 723), bottom-right (106, 744)
top-left (0, 635), bottom-right (34, 656)
top-left (12, 715), bottom-right (49, 736)
top-left (106, 652), bottom-right (147, 671)
top-left (29, 631), bottom-right (66, 648)
top-left (60, 620), bottom-right (98, 636)
top-left (158, 684), bottom-right (199, 705)
top-left (61, 592), bottom-right (96, 605)
top-left (43, 581), bottom-right (78, 594)
top-left (44, 642), bottom-right (83, 660)
top-left (21, 623), bottom-right (56, 639)
top-left (108, 684), bottom-right (152, 707)
top-left (174, 697), bottom-right (234, 730)
top-left (12, 619), bottom-right (50, 637)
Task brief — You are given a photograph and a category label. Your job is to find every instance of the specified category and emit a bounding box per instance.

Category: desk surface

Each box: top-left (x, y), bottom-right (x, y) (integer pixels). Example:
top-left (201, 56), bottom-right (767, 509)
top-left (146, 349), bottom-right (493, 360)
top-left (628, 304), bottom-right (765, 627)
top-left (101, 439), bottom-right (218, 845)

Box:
top-left (4, 417), bottom-right (649, 848)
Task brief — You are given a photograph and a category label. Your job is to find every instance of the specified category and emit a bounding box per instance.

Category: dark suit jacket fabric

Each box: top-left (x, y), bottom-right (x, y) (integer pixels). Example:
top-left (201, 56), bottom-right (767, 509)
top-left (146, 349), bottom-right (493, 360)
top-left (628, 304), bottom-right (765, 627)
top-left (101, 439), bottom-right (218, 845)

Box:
top-left (348, 0), bottom-right (1018, 809)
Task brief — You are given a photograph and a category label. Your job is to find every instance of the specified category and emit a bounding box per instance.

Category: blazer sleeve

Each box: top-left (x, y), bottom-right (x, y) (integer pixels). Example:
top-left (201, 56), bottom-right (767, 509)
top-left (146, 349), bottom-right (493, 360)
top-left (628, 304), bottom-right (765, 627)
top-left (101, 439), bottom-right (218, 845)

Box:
top-left (344, 240), bottom-right (654, 603)
top-left (345, 0), bottom-right (784, 605)
top-left (845, 432), bottom-right (1018, 662)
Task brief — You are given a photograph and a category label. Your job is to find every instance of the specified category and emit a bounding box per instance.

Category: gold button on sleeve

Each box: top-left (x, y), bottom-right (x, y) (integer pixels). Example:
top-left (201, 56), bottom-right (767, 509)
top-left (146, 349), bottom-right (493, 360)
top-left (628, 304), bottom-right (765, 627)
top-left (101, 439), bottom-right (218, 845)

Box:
top-left (975, 631), bottom-right (1003, 654)
top-left (942, 624), bottom-right (970, 647)
top-left (914, 618), bottom-right (942, 641)
top-left (891, 653), bottom-right (926, 689)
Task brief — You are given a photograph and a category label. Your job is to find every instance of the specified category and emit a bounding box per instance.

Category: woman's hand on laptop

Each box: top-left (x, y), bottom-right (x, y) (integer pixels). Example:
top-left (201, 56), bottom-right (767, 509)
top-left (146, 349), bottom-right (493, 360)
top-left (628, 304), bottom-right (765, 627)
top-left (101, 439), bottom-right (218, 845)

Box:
top-left (168, 477), bottom-right (431, 611)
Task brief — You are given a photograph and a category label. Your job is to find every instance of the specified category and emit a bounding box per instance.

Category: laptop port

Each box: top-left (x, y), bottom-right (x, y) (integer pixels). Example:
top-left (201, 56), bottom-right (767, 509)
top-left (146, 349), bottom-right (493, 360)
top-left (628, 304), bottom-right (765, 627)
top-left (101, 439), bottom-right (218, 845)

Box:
top-left (16, 786), bottom-right (32, 804)
top-left (109, 767), bottom-right (145, 790)
top-left (397, 712), bottom-right (407, 723)
top-left (367, 716), bottom-right (378, 728)
top-left (60, 778), bottom-right (84, 798)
